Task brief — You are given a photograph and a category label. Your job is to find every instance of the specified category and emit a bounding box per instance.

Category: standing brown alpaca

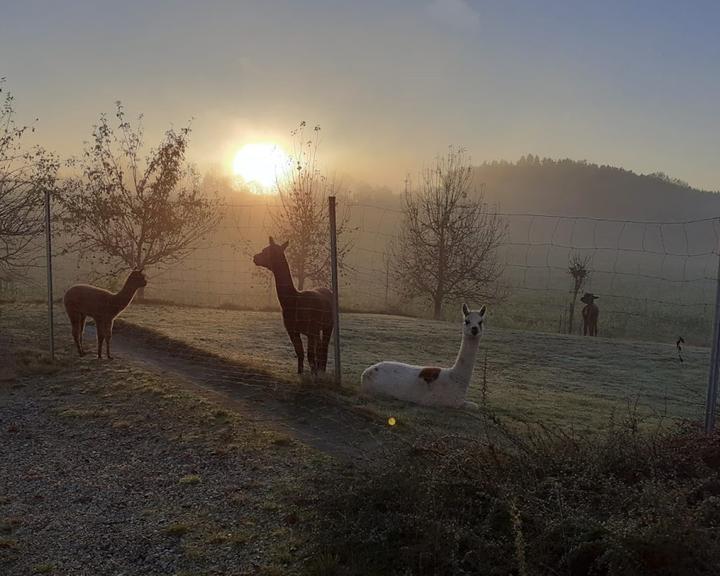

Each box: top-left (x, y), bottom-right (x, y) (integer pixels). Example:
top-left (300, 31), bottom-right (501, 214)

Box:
top-left (581, 292), bottom-right (599, 336)
top-left (253, 237), bottom-right (334, 374)
top-left (63, 270), bottom-right (147, 359)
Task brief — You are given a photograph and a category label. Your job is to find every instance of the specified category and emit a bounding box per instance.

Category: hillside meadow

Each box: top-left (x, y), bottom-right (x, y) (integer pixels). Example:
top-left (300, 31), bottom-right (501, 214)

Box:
top-left (3, 301), bottom-right (708, 431)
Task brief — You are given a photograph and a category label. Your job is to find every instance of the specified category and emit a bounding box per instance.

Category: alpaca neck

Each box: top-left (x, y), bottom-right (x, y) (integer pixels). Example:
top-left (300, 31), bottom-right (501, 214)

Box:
top-left (450, 333), bottom-right (481, 385)
top-left (111, 279), bottom-right (139, 312)
top-left (271, 258), bottom-right (298, 307)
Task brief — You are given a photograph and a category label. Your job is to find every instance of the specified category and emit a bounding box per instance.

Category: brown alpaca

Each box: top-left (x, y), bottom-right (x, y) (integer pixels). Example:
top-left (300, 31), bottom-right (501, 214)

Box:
top-left (63, 270), bottom-right (147, 359)
top-left (580, 292), bottom-right (599, 336)
top-left (253, 237), bottom-right (334, 374)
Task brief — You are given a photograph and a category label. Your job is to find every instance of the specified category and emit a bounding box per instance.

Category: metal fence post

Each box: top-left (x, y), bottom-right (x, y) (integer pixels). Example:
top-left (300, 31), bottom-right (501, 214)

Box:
top-left (705, 222), bottom-right (720, 432)
top-left (328, 196), bottom-right (341, 384)
top-left (44, 187), bottom-right (55, 361)
top-left (705, 225), bottom-right (720, 434)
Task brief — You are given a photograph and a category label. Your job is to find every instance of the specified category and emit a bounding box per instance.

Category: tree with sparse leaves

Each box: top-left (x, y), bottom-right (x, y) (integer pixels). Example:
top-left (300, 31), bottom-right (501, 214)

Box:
top-left (59, 103), bottom-right (220, 283)
top-left (272, 122), bottom-right (352, 290)
top-left (395, 147), bottom-right (505, 319)
top-left (567, 253), bottom-right (592, 334)
top-left (0, 80), bottom-right (58, 282)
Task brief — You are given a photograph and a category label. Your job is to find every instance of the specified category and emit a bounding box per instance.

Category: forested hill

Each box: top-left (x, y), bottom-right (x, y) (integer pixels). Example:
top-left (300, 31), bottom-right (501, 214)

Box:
top-left (472, 157), bottom-right (720, 221)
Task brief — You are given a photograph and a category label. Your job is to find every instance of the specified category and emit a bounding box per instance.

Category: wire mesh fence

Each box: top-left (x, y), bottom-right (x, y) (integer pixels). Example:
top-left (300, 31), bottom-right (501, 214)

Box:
top-left (2, 197), bottom-right (719, 429)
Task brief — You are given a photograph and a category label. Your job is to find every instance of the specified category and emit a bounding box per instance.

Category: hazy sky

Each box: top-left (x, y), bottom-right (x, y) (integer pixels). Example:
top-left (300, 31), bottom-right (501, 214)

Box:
top-left (2, 0), bottom-right (719, 190)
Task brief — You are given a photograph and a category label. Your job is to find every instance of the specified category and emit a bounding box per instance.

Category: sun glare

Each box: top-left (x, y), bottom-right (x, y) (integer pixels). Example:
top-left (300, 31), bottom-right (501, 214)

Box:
top-left (232, 143), bottom-right (290, 191)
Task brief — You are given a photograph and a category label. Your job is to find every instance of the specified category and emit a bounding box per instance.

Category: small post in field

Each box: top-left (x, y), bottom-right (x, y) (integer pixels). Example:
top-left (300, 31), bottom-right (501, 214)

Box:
top-left (705, 218), bottom-right (720, 433)
top-left (44, 187), bottom-right (55, 362)
top-left (328, 196), bottom-right (341, 384)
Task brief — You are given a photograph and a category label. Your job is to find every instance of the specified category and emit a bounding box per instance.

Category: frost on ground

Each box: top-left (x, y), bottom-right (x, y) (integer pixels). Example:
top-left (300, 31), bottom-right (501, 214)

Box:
top-left (0, 346), bottom-right (331, 575)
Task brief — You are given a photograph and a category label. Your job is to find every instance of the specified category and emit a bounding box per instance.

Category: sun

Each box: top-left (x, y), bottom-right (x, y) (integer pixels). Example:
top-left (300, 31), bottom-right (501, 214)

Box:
top-left (232, 143), bottom-right (290, 191)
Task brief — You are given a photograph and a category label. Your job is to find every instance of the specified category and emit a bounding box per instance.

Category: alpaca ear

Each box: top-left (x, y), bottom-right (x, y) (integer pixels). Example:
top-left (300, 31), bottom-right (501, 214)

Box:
top-left (462, 303), bottom-right (470, 317)
top-left (280, 240), bottom-right (289, 251)
top-left (269, 236), bottom-right (275, 245)
top-left (480, 305), bottom-right (487, 317)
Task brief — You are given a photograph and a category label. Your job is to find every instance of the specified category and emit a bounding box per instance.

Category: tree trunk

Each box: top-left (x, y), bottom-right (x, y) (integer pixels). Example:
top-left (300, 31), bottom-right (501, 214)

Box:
top-left (296, 254), bottom-right (306, 291)
top-left (137, 286), bottom-right (146, 302)
top-left (385, 262), bottom-right (390, 307)
top-left (568, 291), bottom-right (579, 334)
top-left (433, 298), bottom-right (443, 320)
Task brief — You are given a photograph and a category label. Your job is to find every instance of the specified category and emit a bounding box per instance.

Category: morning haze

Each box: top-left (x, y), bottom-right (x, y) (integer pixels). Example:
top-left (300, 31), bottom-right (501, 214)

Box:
top-left (2, 0), bottom-right (719, 191)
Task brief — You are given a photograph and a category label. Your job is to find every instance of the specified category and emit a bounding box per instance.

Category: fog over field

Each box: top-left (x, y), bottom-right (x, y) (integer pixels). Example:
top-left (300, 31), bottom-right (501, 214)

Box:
top-left (11, 159), bottom-right (713, 346)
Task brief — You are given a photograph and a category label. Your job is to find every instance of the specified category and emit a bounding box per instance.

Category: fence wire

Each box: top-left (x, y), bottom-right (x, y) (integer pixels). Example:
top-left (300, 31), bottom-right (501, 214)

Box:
top-left (2, 199), bottom-right (718, 428)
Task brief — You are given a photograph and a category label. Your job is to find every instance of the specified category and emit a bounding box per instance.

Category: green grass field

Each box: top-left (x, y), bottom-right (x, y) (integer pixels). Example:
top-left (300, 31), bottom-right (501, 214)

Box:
top-left (116, 304), bottom-right (709, 429)
top-left (2, 302), bottom-right (710, 430)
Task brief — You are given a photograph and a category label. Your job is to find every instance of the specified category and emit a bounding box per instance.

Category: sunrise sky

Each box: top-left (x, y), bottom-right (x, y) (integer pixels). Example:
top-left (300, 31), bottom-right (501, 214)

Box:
top-left (2, 0), bottom-right (719, 190)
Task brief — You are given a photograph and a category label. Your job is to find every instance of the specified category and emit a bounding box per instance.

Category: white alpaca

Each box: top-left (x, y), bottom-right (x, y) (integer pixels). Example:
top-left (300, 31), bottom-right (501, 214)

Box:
top-left (360, 304), bottom-right (486, 409)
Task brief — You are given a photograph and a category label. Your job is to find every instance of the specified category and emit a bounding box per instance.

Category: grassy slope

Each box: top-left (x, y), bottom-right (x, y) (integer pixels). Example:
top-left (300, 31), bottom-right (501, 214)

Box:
top-left (116, 303), bottom-right (709, 430)
top-left (3, 301), bottom-right (709, 430)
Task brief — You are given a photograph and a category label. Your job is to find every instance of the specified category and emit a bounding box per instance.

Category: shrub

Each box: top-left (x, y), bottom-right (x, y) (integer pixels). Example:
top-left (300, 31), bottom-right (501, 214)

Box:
top-left (305, 417), bottom-right (720, 575)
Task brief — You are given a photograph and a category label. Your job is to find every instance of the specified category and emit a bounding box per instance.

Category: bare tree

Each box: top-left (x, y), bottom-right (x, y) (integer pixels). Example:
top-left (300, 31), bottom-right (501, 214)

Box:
top-left (567, 253), bottom-right (591, 334)
top-left (396, 147), bottom-right (505, 319)
top-left (383, 237), bottom-right (396, 309)
top-left (272, 122), bottom-right (352, 290)
top-left (59, 103), bottom-right (220, 286)
top-left (0, 80), bottom-right (58, 281)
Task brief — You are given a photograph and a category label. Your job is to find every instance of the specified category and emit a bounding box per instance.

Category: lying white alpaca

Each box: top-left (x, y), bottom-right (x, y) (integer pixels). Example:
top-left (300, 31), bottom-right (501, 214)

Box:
top-left (360, 304), bottom-right (486, 409)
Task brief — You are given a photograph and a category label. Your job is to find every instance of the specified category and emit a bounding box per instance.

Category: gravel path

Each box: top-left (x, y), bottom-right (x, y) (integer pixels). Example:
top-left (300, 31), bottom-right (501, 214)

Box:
top-left (0, 352), bottom-right (337, 575)
top-left (0, 303), bottom-right (469, 574)
top-left (110, 320), bottom-right (399, 459)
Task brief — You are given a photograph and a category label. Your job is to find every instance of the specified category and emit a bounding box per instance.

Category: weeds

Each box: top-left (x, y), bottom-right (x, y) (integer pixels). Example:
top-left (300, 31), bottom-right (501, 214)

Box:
top-left (304, 415), bottom-right (720, 575)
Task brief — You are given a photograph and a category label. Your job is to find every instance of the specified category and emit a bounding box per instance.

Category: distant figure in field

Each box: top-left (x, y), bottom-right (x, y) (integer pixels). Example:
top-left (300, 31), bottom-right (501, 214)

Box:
top-left (253, 237), bottom-right (334, 374)
top-left (63, 269), bottom-right (147, 359)
top-left (360, 303), bottom-right (486, 409)
top-left (581, 292), bottom-right (599, 336)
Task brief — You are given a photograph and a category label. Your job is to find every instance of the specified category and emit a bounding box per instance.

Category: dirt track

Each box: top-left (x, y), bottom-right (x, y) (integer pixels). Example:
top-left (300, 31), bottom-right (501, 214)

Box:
top-left (110, 320), bottom-right (399, 459)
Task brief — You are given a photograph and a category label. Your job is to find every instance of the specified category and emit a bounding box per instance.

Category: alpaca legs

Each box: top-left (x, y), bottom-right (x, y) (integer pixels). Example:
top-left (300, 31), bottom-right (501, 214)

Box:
top-left (307, 332), bottom-right (319, 374)
top-left (78, 315), bottom-right (86, 353)
top-left (69, 313), bottom-right (85, 356)
top-left (288, 331), bottom-right (304, 374)
top-left (104, 319), bottom-right (114, 359)
top-left (96, 322), bottom-right (105, 359)
top-left (91, 318), bottom-right (115, 359)
top-left (318, 327), bottom-right (332, 372)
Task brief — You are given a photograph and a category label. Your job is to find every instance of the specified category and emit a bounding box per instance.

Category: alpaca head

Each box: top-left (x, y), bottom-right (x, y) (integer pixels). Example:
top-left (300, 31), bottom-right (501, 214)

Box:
top-left (253, 236), bottom-right (290, 271)
top-left (128, 269), bottom-right (147, 288)
top-left (580, 292), bottom-right (599, 305)
top-left (462, 303), bottom-right (486, 339)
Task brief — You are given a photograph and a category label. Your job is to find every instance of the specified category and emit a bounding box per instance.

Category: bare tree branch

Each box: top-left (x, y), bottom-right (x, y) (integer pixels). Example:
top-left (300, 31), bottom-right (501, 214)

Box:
top-left (272, 122), bottom-right (353, 290)
top-left (395, 146), bottom-right (506, 319)
top-left (57, 103), bottom-right (220, 283)
top-left (567, 253), bottom-right (592, 334)
top-left (0, 80), bottom-right (59, 282)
